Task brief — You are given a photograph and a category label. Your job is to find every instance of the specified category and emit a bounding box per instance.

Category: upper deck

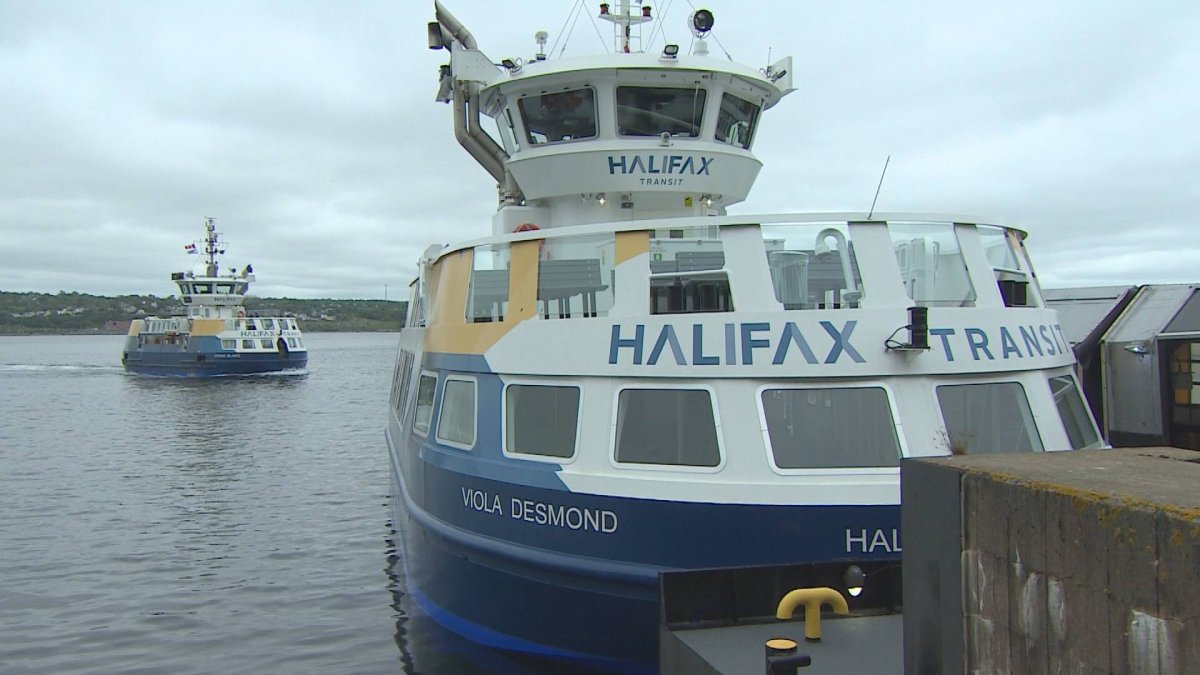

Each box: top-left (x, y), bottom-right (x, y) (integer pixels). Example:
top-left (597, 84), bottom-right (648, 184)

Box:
top-left (403, 212), bottom-right (1071, 379)
top-left (431, 2), bottom-right (794, 233)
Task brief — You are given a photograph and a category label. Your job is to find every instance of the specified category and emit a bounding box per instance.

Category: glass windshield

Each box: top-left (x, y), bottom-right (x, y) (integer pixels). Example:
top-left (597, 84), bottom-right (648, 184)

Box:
top-left (716, 93), bottom-right (759, 148)
top-left (518, 87), bottom-right (597, 145)
top-left (616, 86), bottom-right (705, 137)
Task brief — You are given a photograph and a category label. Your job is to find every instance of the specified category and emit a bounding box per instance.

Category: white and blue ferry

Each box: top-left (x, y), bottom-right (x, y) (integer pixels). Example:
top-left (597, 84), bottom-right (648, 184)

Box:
top-left (122, 217), bottom-right (307, 377)
top-left (387, 3), bottom-right (1103, 671)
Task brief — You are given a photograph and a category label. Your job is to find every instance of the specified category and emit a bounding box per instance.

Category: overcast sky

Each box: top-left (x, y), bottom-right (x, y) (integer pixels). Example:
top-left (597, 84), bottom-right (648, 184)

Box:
top-left (2, 0), bottom-right (1198, 299)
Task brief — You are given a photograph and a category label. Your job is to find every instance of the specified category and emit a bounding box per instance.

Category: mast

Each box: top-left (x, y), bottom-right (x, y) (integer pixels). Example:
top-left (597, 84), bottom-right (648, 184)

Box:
top-left (201, 217), bottom-right (225, 277)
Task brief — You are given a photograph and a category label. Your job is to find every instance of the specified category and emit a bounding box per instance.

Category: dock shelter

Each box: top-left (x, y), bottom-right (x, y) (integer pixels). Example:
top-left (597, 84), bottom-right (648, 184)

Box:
top-left (1045, 284), bottom-right (1200, 449)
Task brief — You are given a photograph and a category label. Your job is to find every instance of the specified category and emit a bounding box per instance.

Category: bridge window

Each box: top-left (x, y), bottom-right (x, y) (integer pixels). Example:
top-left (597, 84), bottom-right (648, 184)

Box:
top-left (505, 384), bottom-right (580, 459)
top-left (437, 377), bottom-right (477, 449)
top-left (761, 387), bottom-right (901, 469)
top-left (936, 382), bottom-right (1044, 454)
top-left (615, 388), bottom-right (720, 467)
top-left (1048, 375), bottom-right (1101, 449)
top-left (716, 93), bottom-right (759, 148)
top-left (193, 283), bottom-right (212, 294)
top-left (616, 86), bottom-right (705, 137)
top-left (890, 222), bottom-right (976, 307)
top-left (518, 87), bottom-right (597, 145)
top-left (762, 223), bottom-right (864, 309)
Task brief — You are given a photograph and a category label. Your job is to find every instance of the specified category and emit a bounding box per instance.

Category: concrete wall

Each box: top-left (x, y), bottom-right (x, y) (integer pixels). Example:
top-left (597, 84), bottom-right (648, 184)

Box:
top-left (903, 447), bottom-right (1200, 675)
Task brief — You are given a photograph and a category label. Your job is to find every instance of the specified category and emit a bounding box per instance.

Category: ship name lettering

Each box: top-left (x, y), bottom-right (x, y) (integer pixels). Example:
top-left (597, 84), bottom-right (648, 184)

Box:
top-left (929, 324), bottom-right (1066, 362)
top-left (606, 154), bottom-right (713, 176)
top-left (461, 487), bottom-right (503, 515)
top-left (511, 498), bottom-right (618, 533)
top-left (846, 528), bottom-right (901, 553)
top-left (608, 321), bottom-right (864, 366)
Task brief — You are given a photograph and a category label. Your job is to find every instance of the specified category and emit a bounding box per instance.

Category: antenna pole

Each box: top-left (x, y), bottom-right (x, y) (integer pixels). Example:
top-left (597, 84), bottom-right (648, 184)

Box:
top-left (867, 155), bottom-right (890, 220)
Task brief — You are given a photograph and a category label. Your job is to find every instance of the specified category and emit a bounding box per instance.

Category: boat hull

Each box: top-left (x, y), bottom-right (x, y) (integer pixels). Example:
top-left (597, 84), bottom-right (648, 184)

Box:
top-left (122, 348), bottom-right (307, 377)
top-left (386, 429), bottom-right (900, 672)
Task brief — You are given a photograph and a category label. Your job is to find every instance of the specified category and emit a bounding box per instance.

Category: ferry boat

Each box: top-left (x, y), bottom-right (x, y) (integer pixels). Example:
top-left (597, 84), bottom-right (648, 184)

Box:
top-left (121, 217), bottom-right (308, 377)
top-left (387, 3), bottom-right (1104, 671)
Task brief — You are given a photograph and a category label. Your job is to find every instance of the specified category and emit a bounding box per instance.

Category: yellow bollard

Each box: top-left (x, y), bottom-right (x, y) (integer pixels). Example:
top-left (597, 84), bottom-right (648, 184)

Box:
top-left (775, 587), bottom-right (849, 641)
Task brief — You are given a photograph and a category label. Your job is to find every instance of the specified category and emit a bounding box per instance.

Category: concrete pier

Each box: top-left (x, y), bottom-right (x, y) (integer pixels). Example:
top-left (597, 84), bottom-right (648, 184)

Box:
top-left (902, 447), bottom-right (1200, 674)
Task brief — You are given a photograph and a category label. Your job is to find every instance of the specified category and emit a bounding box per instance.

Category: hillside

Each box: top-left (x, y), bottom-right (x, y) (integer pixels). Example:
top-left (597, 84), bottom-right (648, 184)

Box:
top-left (0, 291), bottom-right (406, 335)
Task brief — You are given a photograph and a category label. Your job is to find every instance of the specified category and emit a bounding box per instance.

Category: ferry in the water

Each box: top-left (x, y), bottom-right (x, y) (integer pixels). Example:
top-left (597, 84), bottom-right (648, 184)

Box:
top-left (121, 217), bottom-right (308, 377)
top-left (386, 3), bottom-right (1104, 671)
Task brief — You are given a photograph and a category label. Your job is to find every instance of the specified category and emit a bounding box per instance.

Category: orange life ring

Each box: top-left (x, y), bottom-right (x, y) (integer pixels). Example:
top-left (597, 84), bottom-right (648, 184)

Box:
top-left (515, 223), bottom-right (539, 233)
top-left (236, 308), bottom-right (246, 318)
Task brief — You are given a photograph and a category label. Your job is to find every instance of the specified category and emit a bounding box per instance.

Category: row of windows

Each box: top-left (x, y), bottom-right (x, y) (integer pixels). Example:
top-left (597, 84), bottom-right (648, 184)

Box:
top-left (506, 85), bottom-right (760, 149)
top-left (180, 282), bottom-right (246, 295)
top-left (460, 221), bottom-right (1036, 326)
top-left (390, 370), bottom-right (1101, 469)
top-left (220, 337), bottom-right (303, 351)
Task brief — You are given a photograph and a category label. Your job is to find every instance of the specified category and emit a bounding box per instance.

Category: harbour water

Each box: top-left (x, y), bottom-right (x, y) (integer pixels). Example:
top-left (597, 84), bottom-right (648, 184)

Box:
top-left (0, 333), bottom-right (564, 674)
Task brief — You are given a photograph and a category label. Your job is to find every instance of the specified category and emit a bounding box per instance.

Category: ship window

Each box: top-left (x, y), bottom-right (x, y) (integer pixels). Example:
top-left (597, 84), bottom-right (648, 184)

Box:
top-left (259, 339), bottom-right (273, 349)
top-left (437, 377), bottom-right (477, 448)
top-left (715, 93), bottom-right (759, 149)
top-left (979, 225), bottom-right (1034, 307)
top-left (1049, 375), bottom-right (1102, 449)
top-left (761, 387), bottom-right (901, 469)
top-left (193, 283), bottom-right (212, 294)
top-left (413, 373), bottom-right (437, 436)
top-left (505, 384), bottom-right (580, 459)
top-left (616, 86), bottom-right (705, 137)
top-left (936, 382), bottom-right (1044, 454)
top-left (518, 87), bottom-right (597, 145)
top-left (615, 388), bottom-right (720, 467)
top-left (497, 108), bottom-right (519, 154)
top-left (761, 222), bottom-right (864, 309)
top-left (241, 339), bottom-right (255, 350)
top-left (889, 222), bottom-right (976, 307)
top-left (468, 245), bottom-right (510, 323)
top-left (261, 319), bottom-right (275, 330)
top-left (650, 226), bottom-right (731, 314)
top-left (220, 339), bottom-right (235, 350)
top-left (391, 350), bottom-right (416, 419)
top-left (216, 283), bottom-right (234, 294)
top-left (180, 284), bottom-right (192, 294)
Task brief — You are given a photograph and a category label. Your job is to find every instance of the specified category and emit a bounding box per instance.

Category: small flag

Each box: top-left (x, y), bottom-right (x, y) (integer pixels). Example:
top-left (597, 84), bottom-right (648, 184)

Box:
top-left (184, 243), bottom-right (197, 254)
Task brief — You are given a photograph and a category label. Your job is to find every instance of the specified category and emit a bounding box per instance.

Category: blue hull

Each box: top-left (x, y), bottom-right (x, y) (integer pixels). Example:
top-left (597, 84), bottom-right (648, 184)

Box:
top-left (123, 351), bottom-right (307, 377)
top-left (387, 430), bottom-right (901, 672)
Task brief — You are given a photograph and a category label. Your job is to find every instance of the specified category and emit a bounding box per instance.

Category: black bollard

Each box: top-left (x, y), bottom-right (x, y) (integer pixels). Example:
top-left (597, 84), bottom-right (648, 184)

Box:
top-left (765, 637), bottom-right (811, 673)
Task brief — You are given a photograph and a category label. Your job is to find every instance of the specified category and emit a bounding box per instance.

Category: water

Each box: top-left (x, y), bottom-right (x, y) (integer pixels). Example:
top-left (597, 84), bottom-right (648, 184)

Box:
top-left (0, 333), bottom-right (564, 675)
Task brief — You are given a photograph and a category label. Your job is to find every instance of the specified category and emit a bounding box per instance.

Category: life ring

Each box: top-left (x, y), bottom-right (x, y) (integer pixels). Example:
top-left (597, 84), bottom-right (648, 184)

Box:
top-left (236, 308), bottom-right (246, 318)
top-left (515, 223), bottom-right (539, 233)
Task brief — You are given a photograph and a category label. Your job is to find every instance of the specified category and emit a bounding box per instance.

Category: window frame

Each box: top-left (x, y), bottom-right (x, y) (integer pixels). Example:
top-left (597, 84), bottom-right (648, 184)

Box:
top-left (501, 380), bottom-right (583, 463)
top-left (1048, 373), bottom-right (1103, 450)
top-left (412, 371), bottom-right (438, 438)
top-left (756, 382), bottom-right (905, 475)
top-left (517, 86), bottom-right (599, 146)
top-left (615, 84), bottom-right (707, 138)
top-left (436, 375), bottom-right (478, 450)
top-left (934, 380), bottom-right (1046, 455)
top-left (609, 384), bottom-right (726, 472)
